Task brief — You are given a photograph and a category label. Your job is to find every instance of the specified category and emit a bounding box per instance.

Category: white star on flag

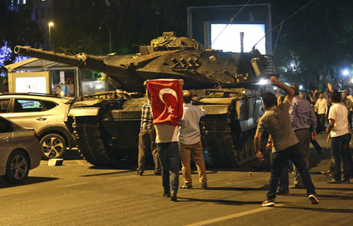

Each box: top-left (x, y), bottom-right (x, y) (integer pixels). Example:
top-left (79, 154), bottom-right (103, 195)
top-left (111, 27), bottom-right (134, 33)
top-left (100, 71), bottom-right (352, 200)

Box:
top-left (167, 105), bottom-right (174, 113)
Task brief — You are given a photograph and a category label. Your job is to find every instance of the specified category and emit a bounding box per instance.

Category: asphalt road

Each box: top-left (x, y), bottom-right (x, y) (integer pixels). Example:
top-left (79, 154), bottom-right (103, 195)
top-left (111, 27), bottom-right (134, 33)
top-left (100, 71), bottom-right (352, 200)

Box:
top-left (0, 133), bottom-right (352, 226)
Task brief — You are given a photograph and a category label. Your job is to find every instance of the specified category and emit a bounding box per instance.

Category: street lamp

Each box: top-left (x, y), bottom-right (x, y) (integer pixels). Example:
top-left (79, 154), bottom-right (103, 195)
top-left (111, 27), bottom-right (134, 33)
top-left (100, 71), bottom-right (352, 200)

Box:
top-left (48, 21), bottom-right (54, 50)
top-left (342, 69), bottom-right (349, 76)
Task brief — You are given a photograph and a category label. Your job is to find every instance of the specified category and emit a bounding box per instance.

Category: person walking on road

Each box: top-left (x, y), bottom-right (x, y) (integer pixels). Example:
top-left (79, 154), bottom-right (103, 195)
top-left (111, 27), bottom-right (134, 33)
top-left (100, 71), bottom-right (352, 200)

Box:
top-left (314, 92), bottom-right (328, 133)
top-left (289, 84), bottom-right (317, 189)
top-left (179, 91), bottom-right (207, 189)
top-left (146, 79), bottom-right (184, 202)
top-left (254, 76), bottom-right (319, 207)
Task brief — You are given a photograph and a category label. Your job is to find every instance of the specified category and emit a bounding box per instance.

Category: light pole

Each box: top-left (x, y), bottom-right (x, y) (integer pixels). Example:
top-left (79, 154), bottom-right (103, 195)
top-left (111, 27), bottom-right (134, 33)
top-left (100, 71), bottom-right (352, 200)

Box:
top-left (108, 28), bottom-right (112, 53)
top-left (99, 26), bottom-right (112, 53)
top-left (48, 21), bottom-right (54, 50)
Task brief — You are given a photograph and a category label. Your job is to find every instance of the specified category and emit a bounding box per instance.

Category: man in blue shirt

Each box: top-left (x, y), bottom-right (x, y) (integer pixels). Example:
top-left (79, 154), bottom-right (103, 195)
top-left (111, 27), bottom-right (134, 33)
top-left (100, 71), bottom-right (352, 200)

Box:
top-left (289, 85), bottom-right (317, 189)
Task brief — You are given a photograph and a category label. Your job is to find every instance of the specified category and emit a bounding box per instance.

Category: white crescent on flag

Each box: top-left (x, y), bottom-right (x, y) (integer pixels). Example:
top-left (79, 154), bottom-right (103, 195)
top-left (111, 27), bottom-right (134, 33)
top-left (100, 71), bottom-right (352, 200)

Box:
top-left (159, 88), bottom-right (178, 103)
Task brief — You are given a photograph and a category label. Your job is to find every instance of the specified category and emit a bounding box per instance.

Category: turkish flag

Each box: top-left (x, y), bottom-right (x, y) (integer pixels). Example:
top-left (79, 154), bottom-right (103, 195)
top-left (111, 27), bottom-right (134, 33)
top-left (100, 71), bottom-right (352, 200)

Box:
top-left (145, 79), bottom-right (183, 126)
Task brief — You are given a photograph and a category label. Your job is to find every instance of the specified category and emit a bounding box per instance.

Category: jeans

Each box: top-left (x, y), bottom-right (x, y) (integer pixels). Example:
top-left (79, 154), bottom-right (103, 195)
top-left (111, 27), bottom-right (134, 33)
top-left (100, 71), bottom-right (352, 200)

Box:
top-left (317, 114), bottom-right (326, 133)
top-left (278, 161), bottom-right (289, 192)
top-left (331, 133), bottom-right (351, 181)
top-left (293, 129), bottom-right (311, 187)
top-left (267, 143), bottom-right (316, 199)
top-left (157, 142), bottom-right (180, 194)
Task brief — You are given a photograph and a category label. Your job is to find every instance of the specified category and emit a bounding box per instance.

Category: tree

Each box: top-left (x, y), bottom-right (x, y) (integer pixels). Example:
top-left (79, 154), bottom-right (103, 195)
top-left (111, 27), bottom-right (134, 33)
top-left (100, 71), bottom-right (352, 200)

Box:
top-left (0, 1), bottom-right (43, 66)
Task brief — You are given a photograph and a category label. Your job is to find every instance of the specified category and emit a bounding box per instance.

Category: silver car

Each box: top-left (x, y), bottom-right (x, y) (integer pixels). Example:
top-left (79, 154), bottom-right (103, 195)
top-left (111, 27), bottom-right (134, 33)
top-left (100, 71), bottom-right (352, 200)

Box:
top-left (0, 116), bottom-right (42, 184)
top-left (0, 93), bottom-right (76, 159)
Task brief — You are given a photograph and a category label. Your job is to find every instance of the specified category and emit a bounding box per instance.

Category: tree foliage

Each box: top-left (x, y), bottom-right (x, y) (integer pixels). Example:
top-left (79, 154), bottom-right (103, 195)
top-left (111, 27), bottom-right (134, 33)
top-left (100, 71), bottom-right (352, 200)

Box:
top-left (3, 0), bottom-right (353, 90)
top-left (0, 1), bottom-right (43, 65)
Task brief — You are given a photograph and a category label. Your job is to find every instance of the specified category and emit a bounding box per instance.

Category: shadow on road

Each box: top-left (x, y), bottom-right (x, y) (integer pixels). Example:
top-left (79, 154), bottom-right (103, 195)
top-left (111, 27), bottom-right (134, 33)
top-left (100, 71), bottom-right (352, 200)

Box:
top-left (0, 176), bottom-right (58, 189)
top-left (278, 206), bottom-right (353, 214)
top-left (288, 193), bottom-right (353, 200)
top-left (177, 197), bottom-right (261, 205)
top-left (203, 185), bottom-right (269, 191)
top-left (80, 170), bottom-right (132, 177)
top-left (316, 187), bottom-right (353, 191)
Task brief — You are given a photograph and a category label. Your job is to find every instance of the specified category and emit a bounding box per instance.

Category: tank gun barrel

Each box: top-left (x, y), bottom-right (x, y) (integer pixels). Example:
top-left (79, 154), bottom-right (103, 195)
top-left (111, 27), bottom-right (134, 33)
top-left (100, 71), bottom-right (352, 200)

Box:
top-left (14, 46), bottom-right (129, 76)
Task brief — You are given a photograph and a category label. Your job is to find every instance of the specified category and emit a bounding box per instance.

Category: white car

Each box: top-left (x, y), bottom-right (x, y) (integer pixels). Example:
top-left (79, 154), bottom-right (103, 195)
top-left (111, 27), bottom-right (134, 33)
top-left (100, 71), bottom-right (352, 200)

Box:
top-left (0, 116), bottom-right (42, 184)
top-left (0, 93), bottom-right (76, 159)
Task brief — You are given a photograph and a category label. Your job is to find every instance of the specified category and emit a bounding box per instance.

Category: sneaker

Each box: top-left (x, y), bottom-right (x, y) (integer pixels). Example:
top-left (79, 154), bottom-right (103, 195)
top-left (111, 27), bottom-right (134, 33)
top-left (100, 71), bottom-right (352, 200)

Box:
top-left (180, 184), bottom-right (193, 189)
top-left (154, 171), bottom-right (161, 176)
top-left (290, 184), bottom-right (304, 189)
top-left (136, 171), bottom-right (143, 176)
top-left (342, 179), bottom-right (350, 184)
top-left (327, 179), bottom-right (341, 184)
top-left (163, 192), bottom-right (171, 198)
top-left (201, 183), bottom-right (208, 189)
top-left (262, 199), bottom-right (275, 207)
top-left (308, 194), bottom-right (319, 204)
top-left (276, 190), bottom-right (289, 195)
top-left (171, 192), bottom-right (177, 201)
top-left (320, 170), bottom-right (332, 175)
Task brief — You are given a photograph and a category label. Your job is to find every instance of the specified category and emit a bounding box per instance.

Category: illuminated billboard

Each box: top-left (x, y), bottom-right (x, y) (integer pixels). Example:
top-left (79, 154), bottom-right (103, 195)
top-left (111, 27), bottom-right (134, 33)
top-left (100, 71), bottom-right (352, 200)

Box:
top-left (210, 23), bottom-right (266, 54)
top-left (15, 77), bottom-right (47, 93)
top-left (9, 71), bottom-right (50, 94)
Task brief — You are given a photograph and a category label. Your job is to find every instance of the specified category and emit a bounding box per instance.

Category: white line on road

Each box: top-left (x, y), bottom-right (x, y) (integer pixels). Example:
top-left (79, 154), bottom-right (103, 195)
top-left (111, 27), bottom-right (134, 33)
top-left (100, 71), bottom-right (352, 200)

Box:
top-left (185, 205), bottom-right (283, 226)
top-left (59, 182), bottom-right (89, 188)
top-left (108, 174), bottom-right (139, 180)
top-left (0, 191), bottom-right (29, 197)
top-left (75, 160), bottom-right (88, 165)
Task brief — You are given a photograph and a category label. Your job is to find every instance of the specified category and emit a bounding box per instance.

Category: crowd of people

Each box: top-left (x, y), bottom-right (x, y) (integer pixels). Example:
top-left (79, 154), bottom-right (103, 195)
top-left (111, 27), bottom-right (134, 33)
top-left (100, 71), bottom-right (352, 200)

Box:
top-left (259, 78), bottom-right (353, 207)
top-left (134, 78), bottom-right (352, 207)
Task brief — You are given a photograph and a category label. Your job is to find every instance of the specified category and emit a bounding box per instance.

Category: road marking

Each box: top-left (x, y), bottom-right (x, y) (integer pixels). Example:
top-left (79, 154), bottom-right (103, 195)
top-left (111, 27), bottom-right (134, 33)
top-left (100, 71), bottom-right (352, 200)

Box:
top-left (185, 205), bottom-right (283, 226)
top-left (60, 182), bottom-right (89, 187)
top-left (75, 160), bottom-right (87, 165)
top-left (0, 191), bottom-right (29, 197)
top-left (108, 174), bottom-right (139, 180)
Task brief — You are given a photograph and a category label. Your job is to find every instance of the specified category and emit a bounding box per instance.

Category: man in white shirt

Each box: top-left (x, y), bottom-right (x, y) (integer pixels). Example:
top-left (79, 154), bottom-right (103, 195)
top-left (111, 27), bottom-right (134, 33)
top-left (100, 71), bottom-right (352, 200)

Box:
top-left (326, 91), bottom-right (351, 184)
top-left (179, 91), bottom-right (207, 189)
top-left (314, 92), bottom-right (328, 133)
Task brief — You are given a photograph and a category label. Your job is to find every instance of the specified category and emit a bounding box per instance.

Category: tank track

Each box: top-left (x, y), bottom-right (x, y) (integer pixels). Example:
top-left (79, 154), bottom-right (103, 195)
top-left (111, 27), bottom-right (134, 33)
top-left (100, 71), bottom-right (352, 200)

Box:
top-left (201, 114), bottom-right (257, 167)
top-left (74, 116), bottom-right (130, 168)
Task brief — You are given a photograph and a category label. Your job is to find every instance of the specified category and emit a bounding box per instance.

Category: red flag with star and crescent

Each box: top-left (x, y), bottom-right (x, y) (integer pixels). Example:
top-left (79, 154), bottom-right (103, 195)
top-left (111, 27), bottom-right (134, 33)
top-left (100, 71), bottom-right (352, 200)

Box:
top-left (145, 79), bottom-right (183, 126)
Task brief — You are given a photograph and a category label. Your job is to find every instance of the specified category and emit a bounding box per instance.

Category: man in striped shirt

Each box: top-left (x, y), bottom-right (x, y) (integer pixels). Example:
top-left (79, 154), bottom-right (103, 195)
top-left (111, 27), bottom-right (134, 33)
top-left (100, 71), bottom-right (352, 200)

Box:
top-left (136, 99), bottom-right (161, 176)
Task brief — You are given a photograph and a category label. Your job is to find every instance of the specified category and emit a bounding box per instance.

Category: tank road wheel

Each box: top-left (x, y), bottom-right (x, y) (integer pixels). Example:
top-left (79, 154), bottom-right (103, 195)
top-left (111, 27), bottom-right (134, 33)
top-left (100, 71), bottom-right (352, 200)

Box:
top-left (245, 131), bottom-right (255, 158)
top-left (5, 150), bottom-right (30, 184)
top-left (40, 134), bottom-right (67, 160)
top-left (75, 116), bottom-right (126, 168)
top-left (237, 133), bottom-right (245, 161)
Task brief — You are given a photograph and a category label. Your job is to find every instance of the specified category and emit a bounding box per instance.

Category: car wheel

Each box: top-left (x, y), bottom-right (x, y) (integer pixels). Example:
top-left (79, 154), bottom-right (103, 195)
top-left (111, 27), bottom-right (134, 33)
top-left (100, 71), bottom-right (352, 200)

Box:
top-left (5, 150), bottom-right (30, 184)
top-left (40, 133), bottom-right (67, 160)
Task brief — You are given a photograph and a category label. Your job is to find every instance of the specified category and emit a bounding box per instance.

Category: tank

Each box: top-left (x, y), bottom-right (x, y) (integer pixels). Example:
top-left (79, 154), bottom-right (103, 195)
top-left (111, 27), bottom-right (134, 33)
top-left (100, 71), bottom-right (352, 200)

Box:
top-left (14, 32), bottom-right (276, 167)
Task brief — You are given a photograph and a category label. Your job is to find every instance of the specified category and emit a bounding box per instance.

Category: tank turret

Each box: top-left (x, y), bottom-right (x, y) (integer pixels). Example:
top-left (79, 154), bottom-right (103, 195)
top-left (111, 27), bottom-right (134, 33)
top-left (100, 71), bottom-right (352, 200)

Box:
top-left (15, 32), bottom-right (275, 92)
top-left (15, 32), bottom-right (276, 167)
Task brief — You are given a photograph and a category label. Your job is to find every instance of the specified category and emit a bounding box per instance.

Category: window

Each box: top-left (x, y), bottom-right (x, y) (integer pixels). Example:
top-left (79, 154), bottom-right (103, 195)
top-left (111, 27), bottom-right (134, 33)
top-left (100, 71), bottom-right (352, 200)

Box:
top-left (0, 117), bottom-right (13, 133)
top-left (0, 99), bottom-right (10, 113)
top-left (42, 100), bottom-right (58, 110)
top-left (14, 99), bottom-right (42, 112)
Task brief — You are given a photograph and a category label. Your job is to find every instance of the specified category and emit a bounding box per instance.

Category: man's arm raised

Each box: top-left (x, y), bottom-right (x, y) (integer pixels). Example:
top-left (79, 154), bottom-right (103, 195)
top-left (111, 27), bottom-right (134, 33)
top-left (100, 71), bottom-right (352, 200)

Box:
top-left (270, 76), bottom-right (295, 102)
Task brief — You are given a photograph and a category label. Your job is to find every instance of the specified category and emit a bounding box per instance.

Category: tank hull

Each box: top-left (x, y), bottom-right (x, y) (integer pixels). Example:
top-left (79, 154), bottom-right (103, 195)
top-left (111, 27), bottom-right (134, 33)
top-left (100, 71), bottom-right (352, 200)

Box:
top-left (68, 87), bottom-right (268, 167)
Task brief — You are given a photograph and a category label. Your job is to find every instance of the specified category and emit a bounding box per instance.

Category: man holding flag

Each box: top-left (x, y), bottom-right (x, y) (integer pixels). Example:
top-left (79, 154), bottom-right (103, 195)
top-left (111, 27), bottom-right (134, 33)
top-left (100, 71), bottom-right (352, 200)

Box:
top-left (145, 79), bottom-right (184, 201)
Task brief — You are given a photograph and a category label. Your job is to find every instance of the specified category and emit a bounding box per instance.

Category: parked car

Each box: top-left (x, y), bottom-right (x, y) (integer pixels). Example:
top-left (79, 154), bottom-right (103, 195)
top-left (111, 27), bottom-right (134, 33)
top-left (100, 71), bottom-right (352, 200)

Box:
top-left (0, 116), bottom-right (42, 183)
top-left (0, 93), bottom-right (76, 159)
